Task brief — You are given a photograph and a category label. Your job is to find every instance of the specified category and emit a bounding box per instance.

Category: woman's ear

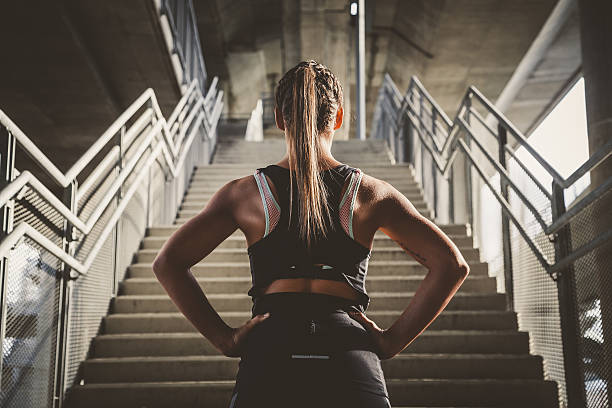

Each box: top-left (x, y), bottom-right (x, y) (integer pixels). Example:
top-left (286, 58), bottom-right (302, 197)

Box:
top-left (333, 106), bottom-right (344, 130)
top-left (275, 106), bottom-right (285, 131)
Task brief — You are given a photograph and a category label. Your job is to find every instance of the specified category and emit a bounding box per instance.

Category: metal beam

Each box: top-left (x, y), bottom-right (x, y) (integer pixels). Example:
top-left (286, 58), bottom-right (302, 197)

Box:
top-left (356, 0), bottom-right (366, 140)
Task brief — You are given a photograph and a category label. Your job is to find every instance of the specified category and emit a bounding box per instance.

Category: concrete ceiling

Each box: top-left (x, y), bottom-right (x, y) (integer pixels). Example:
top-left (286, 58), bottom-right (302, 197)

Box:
top-left (194, 0), bottom-right (564, 138)
top-left (0, 0), bottom-right (180, 189)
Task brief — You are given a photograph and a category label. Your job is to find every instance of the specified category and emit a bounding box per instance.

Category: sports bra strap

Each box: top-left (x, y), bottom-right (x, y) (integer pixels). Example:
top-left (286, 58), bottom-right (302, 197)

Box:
top-left (339, 169), bottom-right (363, 238)
top-left (253, 169), bottom-right (281, 237)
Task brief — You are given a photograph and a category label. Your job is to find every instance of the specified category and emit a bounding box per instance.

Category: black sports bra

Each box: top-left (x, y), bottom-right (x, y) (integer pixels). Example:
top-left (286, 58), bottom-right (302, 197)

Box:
top-left (246, 164), bottom-right (372, 314)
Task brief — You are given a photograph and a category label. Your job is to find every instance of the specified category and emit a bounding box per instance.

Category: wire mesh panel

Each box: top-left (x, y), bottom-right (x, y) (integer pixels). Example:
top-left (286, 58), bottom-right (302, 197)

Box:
top-left (567, 186), bottom-right (612, 407)
top-left (0, 238), bottom-right (61, 408)
top-left (0, 187), bottom-right (65, 408)
top-left (63, 164), bottom-right (119, 391)
top-left (510, 221), bottom-right (566, 406)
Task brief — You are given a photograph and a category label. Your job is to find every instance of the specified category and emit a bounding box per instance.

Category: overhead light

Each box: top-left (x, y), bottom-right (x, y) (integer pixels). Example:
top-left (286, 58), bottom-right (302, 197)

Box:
top-left (350, 2), bottom-right (358, 16)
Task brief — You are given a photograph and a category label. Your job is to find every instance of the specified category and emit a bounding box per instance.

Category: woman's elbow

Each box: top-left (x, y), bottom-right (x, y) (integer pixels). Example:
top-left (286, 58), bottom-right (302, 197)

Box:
top-left (456, 261), bottom-right (470, 278)
top-left (440, 256), bottom-right (470, 280)
top-left (152, 253), bottom-right (171, 277)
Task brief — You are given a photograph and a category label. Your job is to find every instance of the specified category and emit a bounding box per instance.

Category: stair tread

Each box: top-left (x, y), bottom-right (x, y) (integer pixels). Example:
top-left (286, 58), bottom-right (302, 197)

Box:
top-left (106, 310), bottom-right (514, 317)
top-left (122, 275), bottom-right (492, 282)
top-left (130, 260), bottom-right (484, 267)
top-left (84, 353), bottom-right (541, 363)
top-left (114, 291), bottom-right (502, 299)
top-left (95, 329), bottom-right (528, 339)
top-left (71, 378), bottom-right (556, 387)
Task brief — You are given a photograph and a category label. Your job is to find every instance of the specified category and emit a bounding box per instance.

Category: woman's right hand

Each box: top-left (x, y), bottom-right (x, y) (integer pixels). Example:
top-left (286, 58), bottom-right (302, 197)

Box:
top-left (348, 311), bottom-right (401, 360)
top-left (219, 312), bottom-right (271, 357)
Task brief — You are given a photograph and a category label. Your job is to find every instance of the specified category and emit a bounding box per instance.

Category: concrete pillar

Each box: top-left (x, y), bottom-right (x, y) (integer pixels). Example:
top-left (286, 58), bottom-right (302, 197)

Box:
top-left (281, 0), bottom-right (301, 72)
top-left (578, 0), bottom-right (612, 189)
top-left (576, 0), bottom-right (612, 400)
top-left (225, 51), bottom-right (268, 118)
top-left (296, 0), bottom-right (352, 140)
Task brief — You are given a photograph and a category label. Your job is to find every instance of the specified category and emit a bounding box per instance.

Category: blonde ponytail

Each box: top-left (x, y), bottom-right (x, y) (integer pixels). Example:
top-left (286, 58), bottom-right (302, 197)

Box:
top-left (275, 60), bottom-right (344, 249)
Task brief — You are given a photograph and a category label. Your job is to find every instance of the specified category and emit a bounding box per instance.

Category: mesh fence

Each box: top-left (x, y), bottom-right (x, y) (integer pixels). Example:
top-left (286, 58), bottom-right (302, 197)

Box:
top-left (502, 140), bottom-right (566, 407)
top-left (567, 185), bottom-right (612, 407)
top-left (0, 185), bottom-right (65, 408)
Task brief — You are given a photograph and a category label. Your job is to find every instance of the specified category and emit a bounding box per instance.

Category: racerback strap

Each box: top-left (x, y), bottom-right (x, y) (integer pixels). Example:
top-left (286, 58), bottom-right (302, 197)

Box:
top-left (339, 169), bottom-right (363, 238)
top-left (253, 169), bottom-right (281, 237)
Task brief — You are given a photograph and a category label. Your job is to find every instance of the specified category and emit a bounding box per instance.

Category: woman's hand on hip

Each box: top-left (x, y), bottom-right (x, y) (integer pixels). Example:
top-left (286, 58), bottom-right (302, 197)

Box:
top-left (348, 311), bottom-right (400, 360)
top-left (219, 312), bottom-right (271, 357)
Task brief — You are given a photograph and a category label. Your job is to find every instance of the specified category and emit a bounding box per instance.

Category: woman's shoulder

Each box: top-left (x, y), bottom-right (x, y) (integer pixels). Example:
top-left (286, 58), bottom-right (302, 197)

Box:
top-left (357, 171), bottom-right (395, 203)
top-left (356, 171), bottom-right (409, 225)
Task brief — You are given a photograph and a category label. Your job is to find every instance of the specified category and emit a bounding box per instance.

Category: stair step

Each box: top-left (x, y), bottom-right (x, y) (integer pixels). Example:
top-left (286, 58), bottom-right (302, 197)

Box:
top-left (195, 163), bottom-right (412, 171)
top-left (189, 173), bottom-right (418, 183)
top-left (146, 224), bottom-right (470, 237)
top-left (186, 180), bottom-right (421, 189)
top-left (103, 310), bottom-right (518, 334)
top-left (65, 378), bottom-right (559, 407)
top-left (141, 234), bottom-right (474, 249)
top-left (128, 261), bottom-right (489, 278)
top-left (120, 275), bottom-right (496, 295)
top-left (113, 291), bottom-right (504, 313)
top-left (92, 330), bottom-right (530, 358)
top-left (81, 354), bottom-right (544, 383)
top-left (182, 189), bottom-right (424, 200)
top-left (134, 246), bottom-right (481, 263)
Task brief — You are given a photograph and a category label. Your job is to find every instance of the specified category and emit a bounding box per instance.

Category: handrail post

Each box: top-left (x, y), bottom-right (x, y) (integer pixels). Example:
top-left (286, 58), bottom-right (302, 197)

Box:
top-left (112, 126), bottom-right (125, 297)
top-left (53, 179), bottom-right (77, 408)
top-left (0, 125), bottom-right (16, 390)
top-left (498, 124), bottom-right (514, 310)
top-left (463, 93), bottom-right (474, 231)
top-left (551, 181), bottom-right (586, 407)
top-left (145, 111), bottom-right (153, 229)
top-left (432, 109), bottom-right (438, 221)
top-left (419, 92), bottom-right (426, 199)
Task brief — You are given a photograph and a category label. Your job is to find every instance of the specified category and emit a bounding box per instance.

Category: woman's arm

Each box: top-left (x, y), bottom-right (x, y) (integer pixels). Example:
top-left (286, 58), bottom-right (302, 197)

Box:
top-left (350, 178), bottom-right (470, 359)
top-left (151, 178), bottom-right (269, 357)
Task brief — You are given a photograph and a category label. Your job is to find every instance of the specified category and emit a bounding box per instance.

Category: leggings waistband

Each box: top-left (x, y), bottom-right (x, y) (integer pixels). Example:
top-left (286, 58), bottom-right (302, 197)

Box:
top-left (252, 292), bottom-right (361, 317)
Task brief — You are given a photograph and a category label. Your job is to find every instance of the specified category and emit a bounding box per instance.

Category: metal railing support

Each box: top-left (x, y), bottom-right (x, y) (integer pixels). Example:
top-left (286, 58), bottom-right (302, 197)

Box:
top-left (54, 180), bottom-right (77, 408)
top-left (0, 126), bottom-right (16, 389)
top-left (498, 124), bottom-right (514, 310)
top-left (463, 94), bottom-right (474, 231)
top-left (551, 181), bottom-right (586, 407)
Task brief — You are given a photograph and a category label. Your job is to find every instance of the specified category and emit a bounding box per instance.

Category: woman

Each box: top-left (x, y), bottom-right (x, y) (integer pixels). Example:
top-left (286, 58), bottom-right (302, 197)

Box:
top-left (152, 60), bottom-right (470, 408)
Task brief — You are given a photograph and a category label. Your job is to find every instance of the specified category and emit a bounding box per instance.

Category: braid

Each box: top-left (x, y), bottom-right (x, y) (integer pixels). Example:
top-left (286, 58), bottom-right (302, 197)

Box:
top-left (276, 60), bottom-right (344, 135)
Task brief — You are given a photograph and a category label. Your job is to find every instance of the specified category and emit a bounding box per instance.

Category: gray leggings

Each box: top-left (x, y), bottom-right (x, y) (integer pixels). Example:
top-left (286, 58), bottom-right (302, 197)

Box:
top-left (228, 292), bottom-right (392, 408)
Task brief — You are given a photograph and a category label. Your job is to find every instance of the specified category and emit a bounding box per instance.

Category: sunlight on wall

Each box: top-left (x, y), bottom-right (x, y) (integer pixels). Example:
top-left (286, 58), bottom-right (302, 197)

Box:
top-left (478, 76), bottom-right (590, 290)
top-left (514, 77), bottom-right (590, 204)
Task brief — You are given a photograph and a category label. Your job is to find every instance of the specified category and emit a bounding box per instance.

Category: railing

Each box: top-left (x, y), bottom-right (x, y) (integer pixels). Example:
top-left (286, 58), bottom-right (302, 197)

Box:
top-left (371, 73), bottom-right (612, 408)
top-left (245, 99), bottom-right (264, 141)
top-left (0, 78), bottom-right (223, 407)
top-left (158, 0), bottom-right (208, 94)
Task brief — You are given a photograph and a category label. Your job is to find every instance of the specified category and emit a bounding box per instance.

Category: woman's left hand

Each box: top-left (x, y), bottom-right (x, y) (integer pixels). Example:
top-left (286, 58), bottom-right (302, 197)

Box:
top-left (348, 311), bottom-right (401, 360)
top-left (218, 312), bottom-right (271, 357)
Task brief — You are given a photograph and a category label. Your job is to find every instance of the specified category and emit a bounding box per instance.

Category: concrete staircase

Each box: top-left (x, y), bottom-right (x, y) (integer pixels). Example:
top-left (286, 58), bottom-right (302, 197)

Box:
top-left (66, 138), bottom-right (559, 407)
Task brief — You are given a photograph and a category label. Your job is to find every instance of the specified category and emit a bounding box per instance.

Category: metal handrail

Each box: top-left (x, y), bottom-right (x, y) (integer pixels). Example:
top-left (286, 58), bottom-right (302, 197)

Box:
top-left (159, 0), bottom-right (208, 93)
top-left (373, 74), bottom-right (612, 281)
top-left (0, 78), bottom-right (223, 277)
